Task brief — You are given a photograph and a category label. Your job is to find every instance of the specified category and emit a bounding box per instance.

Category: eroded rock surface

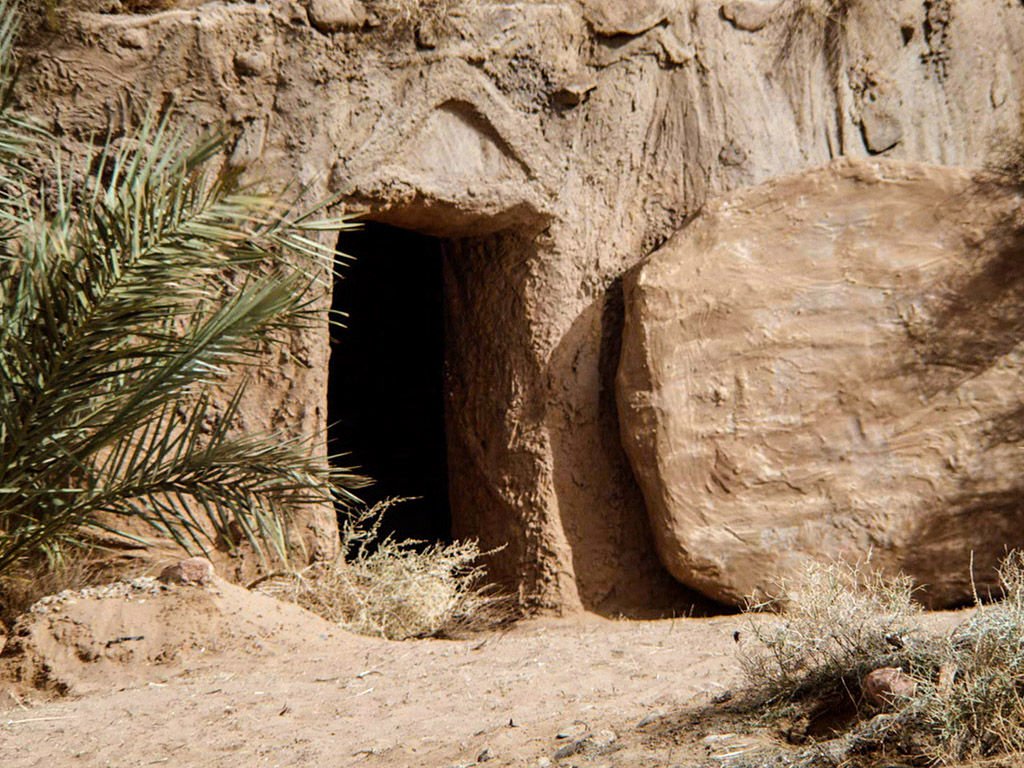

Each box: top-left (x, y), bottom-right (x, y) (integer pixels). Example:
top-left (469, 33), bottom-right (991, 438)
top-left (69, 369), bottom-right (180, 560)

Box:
top-left (19, 0), bottom-right (1024, 611)
top-left (618, 160), bottom-right (1024, 607)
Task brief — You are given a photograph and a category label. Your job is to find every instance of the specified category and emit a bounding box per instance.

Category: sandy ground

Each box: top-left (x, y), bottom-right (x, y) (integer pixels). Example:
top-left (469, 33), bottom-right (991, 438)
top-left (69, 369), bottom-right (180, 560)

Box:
top-left (0, 578), bottom-right (752, 768)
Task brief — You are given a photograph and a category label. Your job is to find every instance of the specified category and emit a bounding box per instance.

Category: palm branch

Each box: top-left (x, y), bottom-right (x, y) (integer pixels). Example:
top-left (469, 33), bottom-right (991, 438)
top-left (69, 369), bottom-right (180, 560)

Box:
top-left (0, 1), bottom-right (367, 574)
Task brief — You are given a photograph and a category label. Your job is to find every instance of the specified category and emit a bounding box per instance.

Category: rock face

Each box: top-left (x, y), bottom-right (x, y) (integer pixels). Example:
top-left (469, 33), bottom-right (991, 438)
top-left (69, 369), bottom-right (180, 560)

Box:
top-left (18, 0), bottom-right (1024, 611)
top-left (618, 160), bottom-right (1024, 607)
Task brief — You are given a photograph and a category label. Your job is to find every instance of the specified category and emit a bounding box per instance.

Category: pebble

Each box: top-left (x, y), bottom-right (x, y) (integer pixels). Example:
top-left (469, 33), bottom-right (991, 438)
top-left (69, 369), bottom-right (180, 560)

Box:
top-left (118, 27), bottom-right (147, 49)
top-left (636, 711), bottom-right (664, 727)
top-left (555, 722), bottom-right (587, 740)
top-left (720, 0), bottom-right (779, 32)
top-left (863, 667), bottom-right (917, 708)
top-left (553, 738), bottom-right (587, 760)
top-left (593, 729), bottom-right (617, 748)
top-left (307, 0), bottom-right (366, 33)
top-left (711, 689), bottom-right (735, 704)
top-left (234, 51), bottom-right (269, 77)
top-left (32, 577), bottom-right (170, 615)
top-left (552, 77), bottom-right (597, 107)
top-left (158, 557), bottom-right (215, 586)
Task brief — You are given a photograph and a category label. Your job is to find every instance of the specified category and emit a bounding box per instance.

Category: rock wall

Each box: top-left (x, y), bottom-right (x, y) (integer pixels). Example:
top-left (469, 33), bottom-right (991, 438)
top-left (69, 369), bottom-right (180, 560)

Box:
top-left (18, 0), bottom-right (1024, 611)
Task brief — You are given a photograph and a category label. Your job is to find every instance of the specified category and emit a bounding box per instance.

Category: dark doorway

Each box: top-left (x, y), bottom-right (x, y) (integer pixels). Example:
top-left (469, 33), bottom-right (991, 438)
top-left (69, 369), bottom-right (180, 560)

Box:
top-left (328, 222), bottom-right (451, 543)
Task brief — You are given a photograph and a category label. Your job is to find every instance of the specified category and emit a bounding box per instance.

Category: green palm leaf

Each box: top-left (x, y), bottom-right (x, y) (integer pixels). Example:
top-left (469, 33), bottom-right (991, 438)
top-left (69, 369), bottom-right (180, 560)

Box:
top-left (0, 0), bottom-right (367, 575)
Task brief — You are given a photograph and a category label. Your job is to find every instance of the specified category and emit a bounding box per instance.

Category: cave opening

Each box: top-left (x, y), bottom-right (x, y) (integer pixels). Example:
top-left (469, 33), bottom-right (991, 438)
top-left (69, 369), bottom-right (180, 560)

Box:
top-left (328, 221), bottom-right (451, 545)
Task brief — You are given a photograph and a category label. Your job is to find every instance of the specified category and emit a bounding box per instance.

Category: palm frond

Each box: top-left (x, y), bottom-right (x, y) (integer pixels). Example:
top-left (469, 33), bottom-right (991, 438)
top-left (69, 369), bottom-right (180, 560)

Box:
top-left (0, 1), bottom-right (367, 574)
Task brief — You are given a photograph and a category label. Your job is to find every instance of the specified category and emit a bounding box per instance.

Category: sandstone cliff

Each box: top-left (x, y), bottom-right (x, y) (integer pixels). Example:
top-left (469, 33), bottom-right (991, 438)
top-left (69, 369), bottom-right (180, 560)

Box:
top-left (18, 0), bottom-right (1024, 611)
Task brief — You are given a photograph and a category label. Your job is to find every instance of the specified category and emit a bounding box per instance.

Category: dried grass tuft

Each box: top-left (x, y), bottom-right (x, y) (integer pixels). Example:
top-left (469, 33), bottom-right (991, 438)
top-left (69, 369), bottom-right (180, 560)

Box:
top-left (912, 552), bottom-right (1024, 763)
top-left (739, 559), bottom-right (930, 705)
top-left (258, 499), bottom-right (515, 640)
top-left (772, 0), bottom-right (860, 89)
top-left (0, 554), bottom-right (105, 631)
top-left (364, 0), bottom-right (469, 36)
top-left (738, 554), bottom-right (1024, 765)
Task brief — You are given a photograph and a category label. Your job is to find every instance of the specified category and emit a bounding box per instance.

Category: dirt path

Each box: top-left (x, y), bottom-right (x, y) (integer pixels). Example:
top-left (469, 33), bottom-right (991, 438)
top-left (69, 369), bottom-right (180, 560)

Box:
top-left (0, 581), bottom-right (748, 768)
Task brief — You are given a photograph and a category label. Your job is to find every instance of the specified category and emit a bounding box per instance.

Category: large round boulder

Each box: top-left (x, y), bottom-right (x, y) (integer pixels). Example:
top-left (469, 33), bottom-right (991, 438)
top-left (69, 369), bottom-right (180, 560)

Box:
top-left (617, 159), bottom-right (1024, 607)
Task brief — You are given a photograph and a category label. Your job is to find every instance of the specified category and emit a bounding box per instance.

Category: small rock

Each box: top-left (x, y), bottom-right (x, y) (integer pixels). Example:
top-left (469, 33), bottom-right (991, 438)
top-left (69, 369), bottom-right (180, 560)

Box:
top-left (118, 28), bottom-right (148, 49)
top-left (415, 18), bottom-right (440, 49)
top-left (158, 557), bottom-right (215, 586)
top-left (307, 0), bottom-right (366, 33)
top-left (719, 140), bottom-right (747, 167)
top-left (553, 77), bottom-right (597, 108)
top-left (537, 759), bottom-right (552, 768)
top-left (860, 102), bottom-right (902, 154)
top-left (555, 722), bottom-right (587, 740)
top-left (593, 729), bottom-right (617, 748)
top-left (720, 0), bottom-right (779, 32)
top-left (234, 51), bottom-right (269, 77)
top-left (636, 711), bottom-right (664, 727)
top-left (553, 737), bottom-right (588, 760)
top-left (582, 0), bottom-right (670, 37)
top-left (863, 667), bottom-right (917, 708)
top-left (476, 746), bottom-right (494, 762)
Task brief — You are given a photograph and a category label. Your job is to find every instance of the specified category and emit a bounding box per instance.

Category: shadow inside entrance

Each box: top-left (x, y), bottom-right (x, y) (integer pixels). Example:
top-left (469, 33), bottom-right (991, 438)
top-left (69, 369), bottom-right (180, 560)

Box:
top-left (328, 222), bottom-right (451, 544)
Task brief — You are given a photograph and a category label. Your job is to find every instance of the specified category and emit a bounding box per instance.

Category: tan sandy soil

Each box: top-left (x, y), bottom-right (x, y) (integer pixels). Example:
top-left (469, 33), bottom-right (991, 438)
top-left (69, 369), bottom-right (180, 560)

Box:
top-left (0, 578), bottom-right (753, 767)
top-left (0, 579), bottom-right (970, 767)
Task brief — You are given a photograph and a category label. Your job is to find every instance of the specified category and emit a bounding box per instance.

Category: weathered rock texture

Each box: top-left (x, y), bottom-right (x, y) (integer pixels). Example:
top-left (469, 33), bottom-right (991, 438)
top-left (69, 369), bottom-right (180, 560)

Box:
top-left (618, 160), bottom-right (1024, 607)
top-left (158, 557), bottom-right (216, 586)
top-left (18, 0), bottom-right (1024, 611)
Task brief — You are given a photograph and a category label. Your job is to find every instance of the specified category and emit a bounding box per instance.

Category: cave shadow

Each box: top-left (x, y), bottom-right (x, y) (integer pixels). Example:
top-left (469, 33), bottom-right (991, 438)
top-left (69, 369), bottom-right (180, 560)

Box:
top-left (913, 224), bottom-right (1024, 391)
top-left (895, 177), bottom-right (1024, 606)
top-left (546, 277), bottom-right (731, 618)
top-left (328, 222), bottom-right (451, 546)
top-left (903, 486), bottom-right (1024, 609)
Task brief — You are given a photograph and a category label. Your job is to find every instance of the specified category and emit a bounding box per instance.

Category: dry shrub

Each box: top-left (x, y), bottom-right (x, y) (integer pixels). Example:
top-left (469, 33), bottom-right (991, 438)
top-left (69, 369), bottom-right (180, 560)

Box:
top-left (259, 500), bottom-right (514, 640)
top-left (911, 552), bottom-right (1024, 763)
top-left (365, 0), bottom-right (469, 36)
top-left (773, 0), bottom-right (860, 90)
top-left (739, 559), bottom-right (931, 705)
top-left (0, 554), bottom-right (104, 631)
top-left (738, 555), bottom-right (1024, 765)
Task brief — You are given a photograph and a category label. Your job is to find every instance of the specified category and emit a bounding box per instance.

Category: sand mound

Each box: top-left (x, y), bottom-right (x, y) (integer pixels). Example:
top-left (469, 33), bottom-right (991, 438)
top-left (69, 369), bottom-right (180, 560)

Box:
top-left (0, 576), bottom-right (365, 697)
